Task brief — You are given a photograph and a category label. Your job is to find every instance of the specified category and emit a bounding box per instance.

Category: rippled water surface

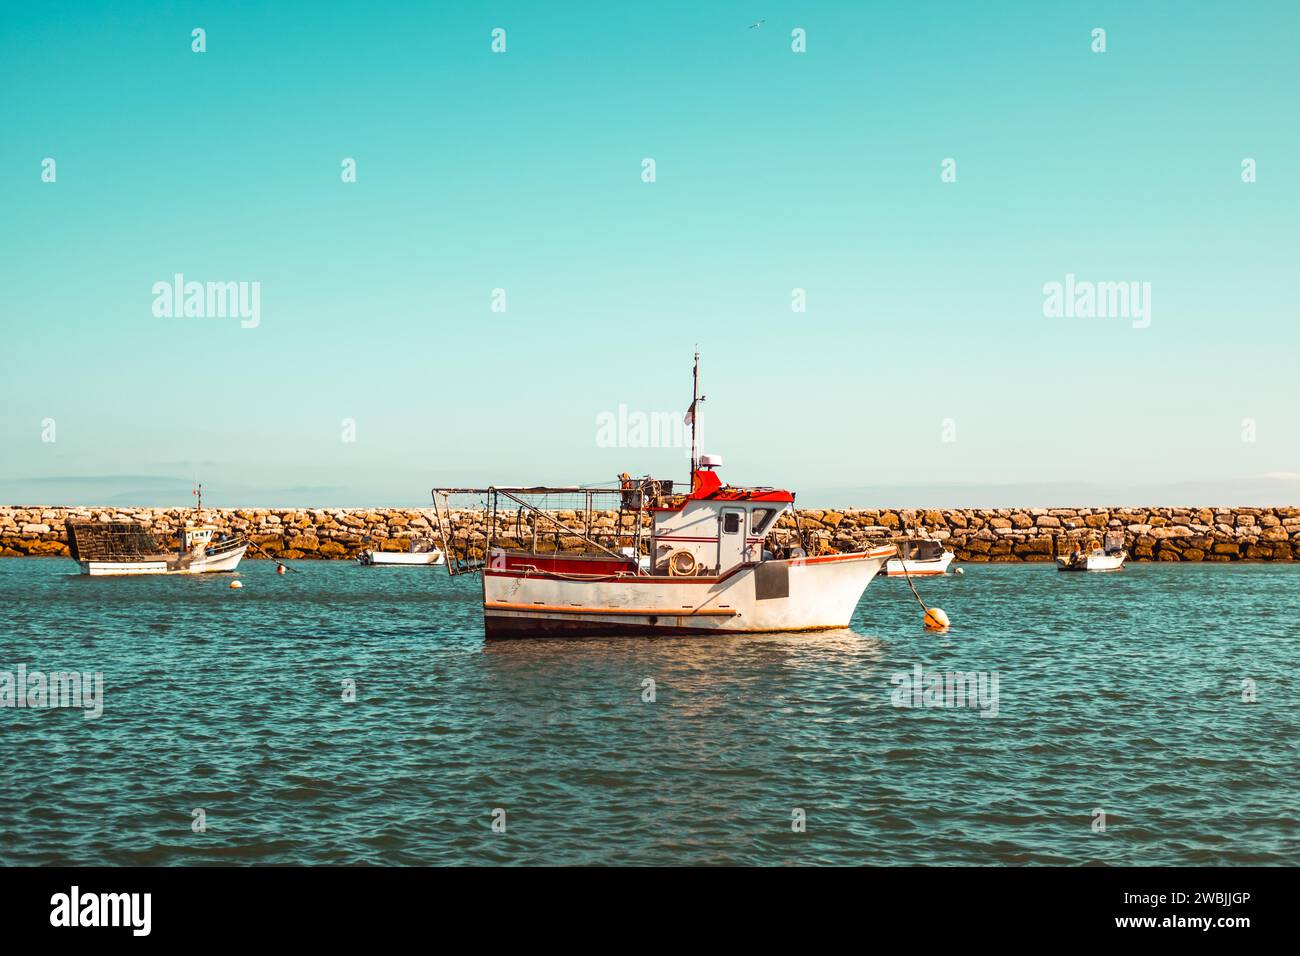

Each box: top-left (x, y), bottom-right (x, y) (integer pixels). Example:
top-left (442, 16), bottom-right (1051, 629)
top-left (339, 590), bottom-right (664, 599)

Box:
top-left (2, 558), bottom-right (1297, 865)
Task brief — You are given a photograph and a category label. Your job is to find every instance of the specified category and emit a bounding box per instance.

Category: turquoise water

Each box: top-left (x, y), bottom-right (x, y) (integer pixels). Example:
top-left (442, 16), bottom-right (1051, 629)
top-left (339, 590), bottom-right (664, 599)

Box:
top-left (2, 558), bottom-right (1296, 865)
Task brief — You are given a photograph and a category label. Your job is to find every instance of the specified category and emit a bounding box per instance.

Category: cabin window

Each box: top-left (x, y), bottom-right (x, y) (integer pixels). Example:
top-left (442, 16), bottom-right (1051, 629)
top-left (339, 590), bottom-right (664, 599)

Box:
top-left (750, 508), bottom-right (776, 535)
top-left (722, 512), bottom-right (742, 534)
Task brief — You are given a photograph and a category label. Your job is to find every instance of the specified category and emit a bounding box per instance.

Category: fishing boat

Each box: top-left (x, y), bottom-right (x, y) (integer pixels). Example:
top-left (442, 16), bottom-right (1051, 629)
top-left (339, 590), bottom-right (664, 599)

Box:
top-left (1056, 535), bottom-right (1126, 572)
top-left (66, 521), bottom-right (247, 576)
top-left (883, 538), bottom-right (955, 576)
top-left (430, 353), bottom-right (894, 637)
top-left (357, 538), bottom-right (445, 566)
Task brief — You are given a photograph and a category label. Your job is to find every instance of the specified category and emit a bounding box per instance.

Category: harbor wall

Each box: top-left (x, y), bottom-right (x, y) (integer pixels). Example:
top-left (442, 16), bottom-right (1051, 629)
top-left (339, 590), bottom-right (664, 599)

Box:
top-left (3, 506), bottom-right (1300, 562)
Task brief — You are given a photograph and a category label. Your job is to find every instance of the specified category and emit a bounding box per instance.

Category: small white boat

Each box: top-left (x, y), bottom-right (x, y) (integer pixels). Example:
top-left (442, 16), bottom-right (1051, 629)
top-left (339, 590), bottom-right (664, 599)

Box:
top-left (884, 538), bottom-right (955, 576)
top-left (67, 521), bottom-right (247, 576)
top-left (357, 538), bottom-right (445, 566)
top-left (1056, 538), bottom-right (1126, 572)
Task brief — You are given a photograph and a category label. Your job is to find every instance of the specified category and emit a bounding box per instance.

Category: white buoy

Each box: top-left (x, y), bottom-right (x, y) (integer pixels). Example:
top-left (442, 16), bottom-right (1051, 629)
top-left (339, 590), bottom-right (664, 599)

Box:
top-left (229, 580), bottom-right (242, 589)
top-left (954, 567), bottom-right (964, 576)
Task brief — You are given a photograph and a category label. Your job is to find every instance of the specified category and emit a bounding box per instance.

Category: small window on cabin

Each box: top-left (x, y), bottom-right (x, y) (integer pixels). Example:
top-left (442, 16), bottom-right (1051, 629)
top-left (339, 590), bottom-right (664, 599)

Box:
top-left (722, 512), bottom-right (742, 534)
top-left (750, 508), bottom-right (775, 536)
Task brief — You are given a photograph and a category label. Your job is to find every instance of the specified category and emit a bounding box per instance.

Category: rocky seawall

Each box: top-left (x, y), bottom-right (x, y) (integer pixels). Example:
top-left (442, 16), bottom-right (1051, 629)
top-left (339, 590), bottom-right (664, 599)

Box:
top-left (3, 506), bottom-right (1300, 562)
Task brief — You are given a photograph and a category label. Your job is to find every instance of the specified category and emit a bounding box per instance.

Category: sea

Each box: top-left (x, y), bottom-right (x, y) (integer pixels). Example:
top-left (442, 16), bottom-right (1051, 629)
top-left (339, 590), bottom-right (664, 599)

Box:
top-left (2, 558), bottom-right (1296, 865)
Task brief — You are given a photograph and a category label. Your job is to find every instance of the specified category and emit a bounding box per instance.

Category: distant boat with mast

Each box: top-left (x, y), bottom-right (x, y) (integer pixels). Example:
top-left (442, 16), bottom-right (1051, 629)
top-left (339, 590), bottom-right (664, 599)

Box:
top-left (64, 484), bottom-right (247, 576)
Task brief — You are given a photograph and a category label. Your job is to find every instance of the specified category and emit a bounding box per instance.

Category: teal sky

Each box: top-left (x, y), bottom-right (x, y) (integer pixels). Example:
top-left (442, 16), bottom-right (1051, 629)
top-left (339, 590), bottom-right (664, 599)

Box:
top-left (3, 1), bottom-right (1297, 508)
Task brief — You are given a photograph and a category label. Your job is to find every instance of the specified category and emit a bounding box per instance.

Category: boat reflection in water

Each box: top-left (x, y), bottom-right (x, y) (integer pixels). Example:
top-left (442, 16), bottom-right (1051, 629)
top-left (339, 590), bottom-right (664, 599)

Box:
top-left (477, 627), bottom-right (888, 721)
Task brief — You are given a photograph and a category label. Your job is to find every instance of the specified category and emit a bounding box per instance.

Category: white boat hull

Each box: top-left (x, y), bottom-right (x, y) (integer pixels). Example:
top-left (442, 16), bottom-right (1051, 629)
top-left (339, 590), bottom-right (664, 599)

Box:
top-left (1056, 550), bottom-right (1126, 572)
top-left (883, 550), bottom-right (955, 576)
top-left (78, 544), bottom-right (248, 576)
top-left (358, 549), bottom-right (445, 566)
top-left (481, 547), bottom-right (892, 637)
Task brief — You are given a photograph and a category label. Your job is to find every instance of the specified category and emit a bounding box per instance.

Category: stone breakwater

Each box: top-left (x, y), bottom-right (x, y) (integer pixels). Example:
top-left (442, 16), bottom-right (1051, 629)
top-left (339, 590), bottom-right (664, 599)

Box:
top-left (4, 506), bottom-right (1300, 562)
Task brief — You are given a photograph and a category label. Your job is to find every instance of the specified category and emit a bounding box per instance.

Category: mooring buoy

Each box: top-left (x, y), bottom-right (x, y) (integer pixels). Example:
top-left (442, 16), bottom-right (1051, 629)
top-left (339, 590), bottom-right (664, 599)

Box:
top-left (923, 607), bottom-right (949, 630)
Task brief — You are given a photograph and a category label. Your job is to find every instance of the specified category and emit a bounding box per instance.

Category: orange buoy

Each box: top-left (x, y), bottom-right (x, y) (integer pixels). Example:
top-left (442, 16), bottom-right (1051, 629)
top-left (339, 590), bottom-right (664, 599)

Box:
top-left (229, 580), bottom-right (243, 589)
top-left (923, 607), bottom-right (949, 630)
top-left (276, 563), bottom-right (286, 575)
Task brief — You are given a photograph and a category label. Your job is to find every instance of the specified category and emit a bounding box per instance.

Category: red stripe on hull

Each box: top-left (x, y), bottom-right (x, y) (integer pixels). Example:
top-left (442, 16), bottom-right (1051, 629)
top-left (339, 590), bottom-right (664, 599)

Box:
top-left (500, 554), bottom-right (636, 575)
top-left (485, 615), bottom-right (721, 638)
top-left (486, 601), bottom-right (736, 617)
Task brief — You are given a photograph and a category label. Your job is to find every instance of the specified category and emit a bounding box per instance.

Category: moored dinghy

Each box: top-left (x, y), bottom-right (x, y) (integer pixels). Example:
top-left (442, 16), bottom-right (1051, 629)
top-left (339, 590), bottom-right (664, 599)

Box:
top-left (1056, 533), bottom-right (1127, 572)
top-left (884, 537), bottom-right (955, 576)
top-left (357, 537), bottom-right (446, 566)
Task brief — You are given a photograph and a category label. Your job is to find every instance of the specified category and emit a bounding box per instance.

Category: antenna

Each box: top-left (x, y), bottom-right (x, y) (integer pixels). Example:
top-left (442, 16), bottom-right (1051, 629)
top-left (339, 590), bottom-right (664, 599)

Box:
top-left (193, 481), bottom-right (202, 512)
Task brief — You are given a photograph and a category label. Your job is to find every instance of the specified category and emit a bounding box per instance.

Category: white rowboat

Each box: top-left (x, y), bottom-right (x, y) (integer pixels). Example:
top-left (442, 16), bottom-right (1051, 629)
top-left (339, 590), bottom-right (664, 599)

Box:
top-left (358, 539), bottom-right (445, 566)
top-left (1056, 547), bottom-right (1126, 572)
top-left (883, 538), bottom-right (955, 576)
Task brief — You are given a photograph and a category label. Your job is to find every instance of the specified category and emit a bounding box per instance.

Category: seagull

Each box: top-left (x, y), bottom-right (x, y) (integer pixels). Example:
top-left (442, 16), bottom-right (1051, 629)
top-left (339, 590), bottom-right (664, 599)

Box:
top-left (749, 19), bottom-right (765, 29)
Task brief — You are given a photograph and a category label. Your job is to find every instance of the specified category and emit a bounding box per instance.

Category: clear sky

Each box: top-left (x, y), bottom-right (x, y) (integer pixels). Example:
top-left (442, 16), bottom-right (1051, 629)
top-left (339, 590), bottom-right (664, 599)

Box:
top-left (2, 1), bottom-right (1297, 508)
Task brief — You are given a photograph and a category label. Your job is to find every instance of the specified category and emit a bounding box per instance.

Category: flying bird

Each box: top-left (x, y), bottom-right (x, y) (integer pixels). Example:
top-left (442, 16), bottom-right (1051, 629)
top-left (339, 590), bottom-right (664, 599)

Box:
top-left (749, 19), bottom-right (765, 29)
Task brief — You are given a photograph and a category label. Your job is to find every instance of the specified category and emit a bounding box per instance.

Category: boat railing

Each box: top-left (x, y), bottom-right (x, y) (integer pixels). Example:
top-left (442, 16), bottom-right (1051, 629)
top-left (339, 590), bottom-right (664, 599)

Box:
top-left (204, 535), bottom-right (246, 557)
top-left (430, 483), bottom-right (660, 577)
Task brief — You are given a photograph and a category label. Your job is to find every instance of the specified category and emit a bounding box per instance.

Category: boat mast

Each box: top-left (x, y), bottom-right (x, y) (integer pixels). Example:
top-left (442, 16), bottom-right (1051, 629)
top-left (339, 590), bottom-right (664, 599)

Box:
top-left (688, 349), bottom-right (705, 476)
top-left (686, 351), bottom-right (696, 476)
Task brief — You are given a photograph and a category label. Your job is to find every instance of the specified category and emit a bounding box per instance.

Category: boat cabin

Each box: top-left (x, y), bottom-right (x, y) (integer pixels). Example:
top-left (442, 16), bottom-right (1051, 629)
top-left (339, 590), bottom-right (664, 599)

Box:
top-left (180, 526), bottom-right (215, 554)
top-left (649, 456), bottom-right (795, 575)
